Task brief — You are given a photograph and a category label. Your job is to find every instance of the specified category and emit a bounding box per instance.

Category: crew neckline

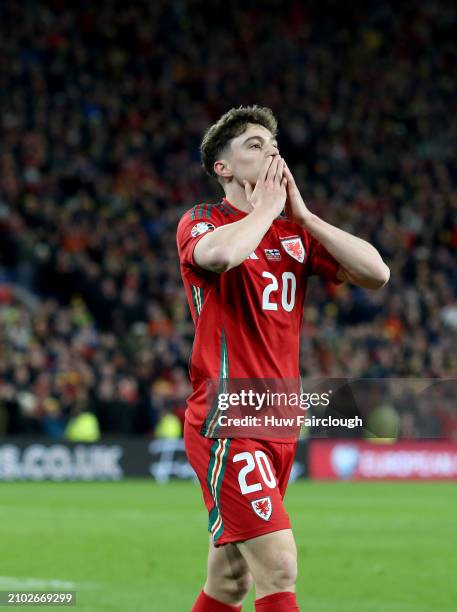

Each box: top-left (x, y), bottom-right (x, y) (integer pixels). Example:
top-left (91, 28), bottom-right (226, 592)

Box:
top-left (222, 197), bottom-right (289, 224)
top-left (222, 197), bottom-right (248, 216)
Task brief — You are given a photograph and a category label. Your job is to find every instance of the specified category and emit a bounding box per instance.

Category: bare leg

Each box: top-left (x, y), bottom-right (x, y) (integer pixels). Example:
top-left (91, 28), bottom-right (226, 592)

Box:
top-left (236, 529), bottom-right (297, 599)
top-left (203, 535), bottom-right (253, 606)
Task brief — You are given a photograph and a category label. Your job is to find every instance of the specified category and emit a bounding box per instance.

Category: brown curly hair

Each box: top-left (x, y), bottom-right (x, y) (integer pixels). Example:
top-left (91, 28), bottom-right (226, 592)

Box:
top-left (200, 105), bottom-right (278, 180)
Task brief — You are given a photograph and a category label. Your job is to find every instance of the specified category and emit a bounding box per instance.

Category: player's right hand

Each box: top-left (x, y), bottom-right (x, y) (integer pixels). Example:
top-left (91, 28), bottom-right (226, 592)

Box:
top-left (243, 155), bottom-right (287, 217)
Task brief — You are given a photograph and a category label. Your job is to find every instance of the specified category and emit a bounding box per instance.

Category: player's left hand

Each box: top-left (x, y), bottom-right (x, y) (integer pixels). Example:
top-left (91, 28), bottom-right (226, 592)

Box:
top-left (283, 163), bottom-right (312, 227)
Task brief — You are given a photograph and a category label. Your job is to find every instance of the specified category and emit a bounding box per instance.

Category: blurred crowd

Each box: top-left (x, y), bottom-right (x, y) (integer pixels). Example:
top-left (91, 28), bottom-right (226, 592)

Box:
top-left (0, 0), bottom-right (456, 438)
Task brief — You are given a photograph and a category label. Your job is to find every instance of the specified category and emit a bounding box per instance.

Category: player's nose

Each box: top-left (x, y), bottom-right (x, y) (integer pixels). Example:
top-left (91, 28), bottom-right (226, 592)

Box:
top-left (265, 145), bottom-right (279, 157)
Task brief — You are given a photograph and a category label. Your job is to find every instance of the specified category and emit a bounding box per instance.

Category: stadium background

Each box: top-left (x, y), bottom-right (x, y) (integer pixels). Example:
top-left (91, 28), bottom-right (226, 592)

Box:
top-left (0, 1), bottom-right (456, 610)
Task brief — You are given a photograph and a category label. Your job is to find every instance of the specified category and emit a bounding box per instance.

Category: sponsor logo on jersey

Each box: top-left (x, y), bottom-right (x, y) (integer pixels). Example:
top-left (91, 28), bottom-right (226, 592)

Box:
top-left (245, 251), bottom-right (259, 260)
top-left (251, 496), bottom-right (272, 521)
top-left (264, 249), bottom-right (281, 261)
top-left (191, 222), bottom-right (215, 237)
top-left (280, 236), bottom-right (306, 263)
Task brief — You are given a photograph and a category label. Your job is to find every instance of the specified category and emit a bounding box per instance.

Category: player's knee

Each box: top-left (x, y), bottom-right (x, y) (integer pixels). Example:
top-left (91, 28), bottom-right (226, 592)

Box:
top-left (208, 572), bottom-right (252, 604)
top-left (229, 571), bottom-right (253, 601)
top-left (207, 562), bottom-right (252, 604)
top-left (261, 550), bottom-right (297, 591)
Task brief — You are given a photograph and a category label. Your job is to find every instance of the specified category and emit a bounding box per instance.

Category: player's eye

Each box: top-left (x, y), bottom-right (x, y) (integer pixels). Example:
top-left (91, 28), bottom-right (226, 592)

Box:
top-left (250, 143), bottom-right (262, 149)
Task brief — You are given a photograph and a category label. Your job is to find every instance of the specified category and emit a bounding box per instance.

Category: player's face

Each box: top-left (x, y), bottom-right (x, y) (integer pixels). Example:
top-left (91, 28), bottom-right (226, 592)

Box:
top-left (223, 124), bottom-right (279, 186)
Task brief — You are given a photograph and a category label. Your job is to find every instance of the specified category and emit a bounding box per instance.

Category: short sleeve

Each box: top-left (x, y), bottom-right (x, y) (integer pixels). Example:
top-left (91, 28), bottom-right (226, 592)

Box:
top-left (176, 203), bottom-right (225, 272)
top-left (306, 235), bottom-right (342, 284)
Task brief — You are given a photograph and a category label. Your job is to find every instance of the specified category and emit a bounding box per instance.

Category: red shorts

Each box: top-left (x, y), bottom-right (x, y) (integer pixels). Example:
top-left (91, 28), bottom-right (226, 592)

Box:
top-left (184, 421), bottom-right (297, 547)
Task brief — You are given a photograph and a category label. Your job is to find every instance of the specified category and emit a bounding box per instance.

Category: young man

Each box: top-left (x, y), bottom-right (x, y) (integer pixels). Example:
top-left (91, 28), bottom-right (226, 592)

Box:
top-left (176, 106), bottom-right (389, 611)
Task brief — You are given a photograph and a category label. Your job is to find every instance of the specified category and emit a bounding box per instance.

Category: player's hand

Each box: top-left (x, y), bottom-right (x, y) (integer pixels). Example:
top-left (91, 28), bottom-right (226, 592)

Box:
top-left (243, 155), bottom-right (287, 218)
top-left (283, 162), bottom-right (313, 227)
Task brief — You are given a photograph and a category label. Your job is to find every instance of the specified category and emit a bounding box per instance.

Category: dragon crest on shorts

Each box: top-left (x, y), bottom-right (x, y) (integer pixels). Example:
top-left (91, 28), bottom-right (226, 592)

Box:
top-left (251, 496), bottom-right (272, 521)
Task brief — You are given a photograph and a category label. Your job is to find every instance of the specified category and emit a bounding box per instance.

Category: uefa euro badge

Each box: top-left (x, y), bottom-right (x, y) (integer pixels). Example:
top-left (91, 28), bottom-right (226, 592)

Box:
top-left (251, 496), bottom-right (273, 521)
top-left (190, 222), bottom-right (215, 237)
top-left (280, 236), bottom-right (305, 263)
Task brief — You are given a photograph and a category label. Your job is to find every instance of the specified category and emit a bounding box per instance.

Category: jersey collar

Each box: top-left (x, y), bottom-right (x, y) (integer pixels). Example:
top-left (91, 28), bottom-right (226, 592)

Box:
top-left (222, 197), bottom-right (248, 216)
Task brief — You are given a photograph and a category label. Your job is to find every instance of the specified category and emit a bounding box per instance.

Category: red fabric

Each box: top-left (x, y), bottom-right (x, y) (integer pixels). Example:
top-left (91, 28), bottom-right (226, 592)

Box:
top-left (176, 198), bottom-right (341, 439)
top-left (184, 422), bottom-right (295, 547)
top-left (255, 591), bottom-right (299, 611)
top-left (192, 590), bottom-right (242, 611)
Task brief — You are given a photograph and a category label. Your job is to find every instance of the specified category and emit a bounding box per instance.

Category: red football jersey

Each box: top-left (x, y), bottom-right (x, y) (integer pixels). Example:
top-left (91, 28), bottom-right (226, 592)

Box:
top-left (176, 197), bottom-right (341, 438)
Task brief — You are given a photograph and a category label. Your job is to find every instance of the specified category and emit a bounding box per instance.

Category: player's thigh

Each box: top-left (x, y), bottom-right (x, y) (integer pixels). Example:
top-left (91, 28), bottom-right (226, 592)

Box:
top-left (206, 536), bottom-right (251, 585)
top-left (237, 528), bottom-right (297, 589)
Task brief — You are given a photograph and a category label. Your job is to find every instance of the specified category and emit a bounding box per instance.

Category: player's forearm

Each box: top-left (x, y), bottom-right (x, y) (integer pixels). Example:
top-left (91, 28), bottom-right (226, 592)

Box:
top-left (194, 206), bottom-right (276, 273)
top-left (303, 213), bottom-right (390, 289)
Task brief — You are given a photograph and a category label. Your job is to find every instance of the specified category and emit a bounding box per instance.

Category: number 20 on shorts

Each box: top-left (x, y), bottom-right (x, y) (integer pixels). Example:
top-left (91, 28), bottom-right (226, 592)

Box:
top-left (233, 451), bottom-right (277, 495)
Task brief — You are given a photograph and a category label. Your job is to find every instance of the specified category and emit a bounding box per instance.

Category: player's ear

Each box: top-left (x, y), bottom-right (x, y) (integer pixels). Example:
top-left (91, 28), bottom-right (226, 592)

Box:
top-left (214, 159), bottom-right (233, 181)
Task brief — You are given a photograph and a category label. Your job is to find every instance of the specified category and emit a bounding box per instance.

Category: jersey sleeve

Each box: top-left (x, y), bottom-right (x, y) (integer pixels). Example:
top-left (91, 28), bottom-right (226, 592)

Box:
top-left (306, 234), bottom-right (342, 284)
top-left (176, 203), bottom-right (226, 273)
